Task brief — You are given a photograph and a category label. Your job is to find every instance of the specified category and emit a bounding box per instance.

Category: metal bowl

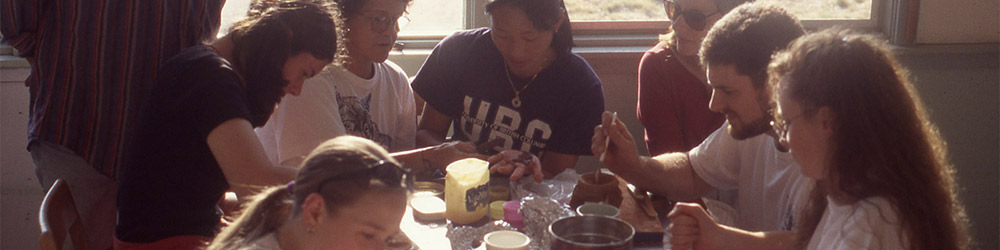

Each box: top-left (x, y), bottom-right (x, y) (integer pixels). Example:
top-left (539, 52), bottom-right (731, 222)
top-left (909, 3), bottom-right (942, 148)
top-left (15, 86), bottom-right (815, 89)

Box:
top-left (549, 215), bottom-right (635, 250)
top-left (413, 181), bottom-right (444, 199)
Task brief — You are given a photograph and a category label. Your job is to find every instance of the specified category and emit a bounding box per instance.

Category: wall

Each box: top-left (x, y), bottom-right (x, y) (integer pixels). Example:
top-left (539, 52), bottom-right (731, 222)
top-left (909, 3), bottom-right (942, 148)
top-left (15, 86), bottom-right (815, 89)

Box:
top-left (1, 67), bottom-right (42, 250)
top-left (916, 0), bottom-right (1000, 44)
top-left (894, 46), bottom-right (999, 249)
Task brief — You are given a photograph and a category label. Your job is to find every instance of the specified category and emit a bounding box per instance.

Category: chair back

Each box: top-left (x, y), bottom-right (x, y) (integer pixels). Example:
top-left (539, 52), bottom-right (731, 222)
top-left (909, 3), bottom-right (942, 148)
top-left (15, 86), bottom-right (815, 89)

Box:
top-left (39, 179), bottom-right (92, 250)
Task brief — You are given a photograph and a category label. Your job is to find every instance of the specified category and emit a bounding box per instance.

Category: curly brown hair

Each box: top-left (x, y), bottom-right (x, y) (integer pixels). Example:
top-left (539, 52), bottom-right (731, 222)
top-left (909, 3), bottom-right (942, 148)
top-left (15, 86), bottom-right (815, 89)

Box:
top-left (700, 2), bottom-right (803, 90)
top-left (768, 28), bottom-right (971, 250)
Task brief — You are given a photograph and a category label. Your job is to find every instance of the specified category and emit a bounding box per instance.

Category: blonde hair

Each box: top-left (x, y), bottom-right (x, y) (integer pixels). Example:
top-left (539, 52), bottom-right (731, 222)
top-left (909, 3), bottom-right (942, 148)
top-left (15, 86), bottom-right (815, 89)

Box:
top-left (206, 136), bottom-right (405, 249)
top-left (768, 28), bottom-right (970, 250)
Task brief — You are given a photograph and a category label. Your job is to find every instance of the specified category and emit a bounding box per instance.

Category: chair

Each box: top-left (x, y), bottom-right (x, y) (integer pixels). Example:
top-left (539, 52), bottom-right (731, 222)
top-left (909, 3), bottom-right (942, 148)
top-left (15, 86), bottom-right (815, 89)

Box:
top-left (39, 179), bottom-right (92, 250)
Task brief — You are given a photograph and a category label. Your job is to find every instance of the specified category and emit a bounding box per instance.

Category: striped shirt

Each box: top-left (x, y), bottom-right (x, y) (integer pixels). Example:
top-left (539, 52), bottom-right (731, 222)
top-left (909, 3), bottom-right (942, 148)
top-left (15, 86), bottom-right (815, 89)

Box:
top-left (1, 0), bottom-right (224, 178)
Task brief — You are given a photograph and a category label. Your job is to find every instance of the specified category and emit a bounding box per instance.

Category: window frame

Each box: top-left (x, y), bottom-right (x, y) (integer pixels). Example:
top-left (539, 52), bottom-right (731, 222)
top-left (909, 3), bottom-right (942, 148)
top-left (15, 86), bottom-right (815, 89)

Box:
top-left (394, 0), bottom-right (905, 52)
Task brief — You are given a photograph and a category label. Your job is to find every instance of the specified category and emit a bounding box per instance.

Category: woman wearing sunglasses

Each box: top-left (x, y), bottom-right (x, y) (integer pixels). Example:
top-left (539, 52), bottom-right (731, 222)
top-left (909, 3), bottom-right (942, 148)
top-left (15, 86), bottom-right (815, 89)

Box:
top-left (667, 29), bottom-right (970, 250)
top-left (257, 0), bottom-right (418, 165)
top-left (207, 136), bottom-right (411, 250)
top-left (411, 0), bottom-right (604, 180)
top-left (637, 0), bottom-right (749, 156)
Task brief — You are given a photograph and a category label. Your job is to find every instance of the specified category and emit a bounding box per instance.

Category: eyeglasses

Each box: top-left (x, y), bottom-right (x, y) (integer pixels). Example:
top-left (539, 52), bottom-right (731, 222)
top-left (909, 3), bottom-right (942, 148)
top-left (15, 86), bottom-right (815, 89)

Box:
top-left (664, 0), bottom-right (721, 31)
top-left (353, 12), bottom-right (410, 33)
top-left (771, 111), bottom-right (805, 142)
top-left (317, 160), bottom-right (413, 192)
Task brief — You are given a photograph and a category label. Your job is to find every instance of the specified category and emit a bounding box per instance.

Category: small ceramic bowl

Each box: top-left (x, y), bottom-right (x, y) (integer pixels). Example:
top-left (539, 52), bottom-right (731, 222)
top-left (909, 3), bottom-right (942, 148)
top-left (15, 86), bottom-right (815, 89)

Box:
top-left (484, 230), bottom-right (530, 250)
top-left (576, 202), bottom-right (620, 218)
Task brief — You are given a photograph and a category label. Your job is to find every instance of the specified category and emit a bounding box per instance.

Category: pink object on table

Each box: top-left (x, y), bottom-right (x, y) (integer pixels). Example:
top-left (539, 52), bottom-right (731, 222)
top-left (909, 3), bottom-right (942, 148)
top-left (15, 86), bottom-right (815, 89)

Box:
top-left (502, 201), bottom-right (524, 230)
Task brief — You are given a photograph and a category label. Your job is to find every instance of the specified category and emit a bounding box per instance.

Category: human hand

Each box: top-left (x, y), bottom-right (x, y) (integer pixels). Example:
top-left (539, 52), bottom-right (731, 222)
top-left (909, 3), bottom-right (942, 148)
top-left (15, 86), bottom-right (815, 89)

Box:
top-left (426, 141), bottom-right (485, 171)
top-left (667, 202), bottom-right (725, 250)
top-left (591, 111), bottom-right (642, 176)
top-left (487, 150), bottom-right (543, 183)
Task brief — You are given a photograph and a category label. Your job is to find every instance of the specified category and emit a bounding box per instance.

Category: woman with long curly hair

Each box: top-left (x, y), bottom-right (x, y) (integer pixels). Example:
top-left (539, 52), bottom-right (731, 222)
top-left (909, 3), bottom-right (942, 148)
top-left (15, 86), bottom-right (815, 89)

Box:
top-left (665, 28), bottom-right (971, 250)
top-left (770, 29), bottom-right (970, 250)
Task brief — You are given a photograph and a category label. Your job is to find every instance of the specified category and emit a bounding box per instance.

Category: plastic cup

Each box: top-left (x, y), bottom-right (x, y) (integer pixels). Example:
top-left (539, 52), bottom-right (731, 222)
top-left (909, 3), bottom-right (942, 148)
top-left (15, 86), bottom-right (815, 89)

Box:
top-left (576, 202), bottom-right (620, 217)
top-left (484, 230), bottom-right (530, 250)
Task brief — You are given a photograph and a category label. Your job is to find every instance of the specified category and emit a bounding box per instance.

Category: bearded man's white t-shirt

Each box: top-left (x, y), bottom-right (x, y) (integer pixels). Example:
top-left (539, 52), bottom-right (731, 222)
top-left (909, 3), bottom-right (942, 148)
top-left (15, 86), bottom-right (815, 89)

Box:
top-left (688, 121), bottom-right (812, 231)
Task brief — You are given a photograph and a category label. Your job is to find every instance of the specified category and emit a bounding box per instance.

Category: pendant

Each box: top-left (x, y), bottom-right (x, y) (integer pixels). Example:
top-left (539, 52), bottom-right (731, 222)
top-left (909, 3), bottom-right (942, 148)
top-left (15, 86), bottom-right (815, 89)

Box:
top-left (511, 96), bottom-right (522, 108)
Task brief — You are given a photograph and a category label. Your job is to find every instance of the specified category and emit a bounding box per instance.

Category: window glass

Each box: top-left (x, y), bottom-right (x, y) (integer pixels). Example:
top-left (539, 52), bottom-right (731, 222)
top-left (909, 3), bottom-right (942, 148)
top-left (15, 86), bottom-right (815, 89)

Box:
top-left (563, 0), bottom-right (872, 21)
top-left (565, 0), bottom-right (667, 21)
top-left (219, 0), bottom-right (251, 37)
top-left (398, 0), bottom-right (464, 34)
top-left (758, 0), bottom-right (871, 19)
top-left (219, 0), bottom-right (874, 37)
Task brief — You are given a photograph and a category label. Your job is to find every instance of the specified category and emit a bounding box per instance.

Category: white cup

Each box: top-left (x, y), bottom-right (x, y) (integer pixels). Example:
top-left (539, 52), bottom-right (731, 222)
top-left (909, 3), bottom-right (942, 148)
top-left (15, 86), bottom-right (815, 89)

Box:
top-left (484, 230), bottom-right (530, 250)
top-left (576, 202), bottom-right (620, 217)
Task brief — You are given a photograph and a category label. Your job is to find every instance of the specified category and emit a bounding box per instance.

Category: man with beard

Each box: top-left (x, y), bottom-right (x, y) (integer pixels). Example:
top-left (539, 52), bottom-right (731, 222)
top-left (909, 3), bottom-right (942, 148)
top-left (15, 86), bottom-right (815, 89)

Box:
top-left (592, 3), bottom-right (807, 233)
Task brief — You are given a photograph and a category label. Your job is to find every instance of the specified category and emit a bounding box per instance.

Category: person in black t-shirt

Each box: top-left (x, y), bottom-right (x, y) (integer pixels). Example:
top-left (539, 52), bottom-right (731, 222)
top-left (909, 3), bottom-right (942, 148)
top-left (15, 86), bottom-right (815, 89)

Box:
top-left (115, 1), bottom-right (343, 248)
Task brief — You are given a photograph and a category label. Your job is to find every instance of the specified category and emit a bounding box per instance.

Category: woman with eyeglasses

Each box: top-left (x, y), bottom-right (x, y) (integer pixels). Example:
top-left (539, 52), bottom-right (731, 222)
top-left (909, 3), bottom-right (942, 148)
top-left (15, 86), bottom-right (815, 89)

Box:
top-left (114, 1), bottom-right (341, 249)
top-left (667, 29), bottom-right (970, 250)
top-left (637, 0), bottom-right (749, 156)
top-left (206, 136), bottom-right (410, 250)
top-left (411, 0), bottom-right (604, 180)
top-left (256, 0), bottom-right (489, 179)
top-left (257, 0), bottom-right (418, 165)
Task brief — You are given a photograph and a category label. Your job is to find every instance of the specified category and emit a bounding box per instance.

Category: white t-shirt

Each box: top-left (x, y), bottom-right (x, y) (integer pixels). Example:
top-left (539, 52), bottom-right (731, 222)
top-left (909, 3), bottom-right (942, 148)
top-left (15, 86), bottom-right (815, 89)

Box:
top-left (688, 122), bottom-right (811, 231)
top-left (257, 61), bottom-right (416, 166)
top-left (807, 196), bottom-right (906, 250)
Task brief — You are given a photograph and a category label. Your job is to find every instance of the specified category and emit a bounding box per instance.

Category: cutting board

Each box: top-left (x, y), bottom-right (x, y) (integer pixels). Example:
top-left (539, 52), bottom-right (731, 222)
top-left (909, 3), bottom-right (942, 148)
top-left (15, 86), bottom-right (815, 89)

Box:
top-left (614, 176), bottom-right (664, 245)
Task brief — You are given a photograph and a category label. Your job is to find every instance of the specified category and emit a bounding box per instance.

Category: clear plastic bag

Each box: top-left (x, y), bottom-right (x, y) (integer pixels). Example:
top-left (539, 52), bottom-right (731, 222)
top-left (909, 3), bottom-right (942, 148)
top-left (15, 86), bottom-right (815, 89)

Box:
top-left (509, 169), bottom-right (582, 205)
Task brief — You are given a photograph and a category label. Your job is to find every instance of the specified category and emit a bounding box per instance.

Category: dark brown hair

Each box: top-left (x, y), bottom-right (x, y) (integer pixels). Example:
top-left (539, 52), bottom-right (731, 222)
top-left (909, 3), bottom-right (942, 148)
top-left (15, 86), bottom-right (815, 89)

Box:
top-left (206, 136), bottom-right (406, 250)
top-left (700, 2), bottom-right (803, 89)
top-left (228, 0), bottom-right (346, 126)
top-left (485, 0), bottom-right (574, 53)
top-left (769, 28), bottom-right (970, 250)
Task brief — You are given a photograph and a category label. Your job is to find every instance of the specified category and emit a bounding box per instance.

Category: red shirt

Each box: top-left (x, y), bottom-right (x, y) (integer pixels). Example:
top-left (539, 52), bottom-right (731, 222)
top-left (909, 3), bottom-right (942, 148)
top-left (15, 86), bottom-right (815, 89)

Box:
top-left (637, 42), bottom-right (725, 155)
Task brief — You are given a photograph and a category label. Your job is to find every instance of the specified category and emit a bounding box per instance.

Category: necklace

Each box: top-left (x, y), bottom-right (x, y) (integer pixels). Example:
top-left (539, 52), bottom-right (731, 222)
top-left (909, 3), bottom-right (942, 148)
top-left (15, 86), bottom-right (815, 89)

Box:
top-left (504, 62), bottom-right (541, 108)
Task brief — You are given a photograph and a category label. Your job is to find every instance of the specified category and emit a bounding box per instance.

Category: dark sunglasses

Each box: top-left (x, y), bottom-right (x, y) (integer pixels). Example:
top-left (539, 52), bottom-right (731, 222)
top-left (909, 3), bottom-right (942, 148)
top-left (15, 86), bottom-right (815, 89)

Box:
top-left (664, 0), bottom-right (721, 31)
top-left (317, 160), bottom-right (413, 192)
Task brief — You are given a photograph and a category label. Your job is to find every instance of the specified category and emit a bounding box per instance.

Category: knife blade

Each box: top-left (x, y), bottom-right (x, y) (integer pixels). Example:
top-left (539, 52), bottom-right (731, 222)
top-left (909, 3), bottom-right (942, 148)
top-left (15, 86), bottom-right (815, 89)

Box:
top-left (627, 184), bottom-right (658, 218)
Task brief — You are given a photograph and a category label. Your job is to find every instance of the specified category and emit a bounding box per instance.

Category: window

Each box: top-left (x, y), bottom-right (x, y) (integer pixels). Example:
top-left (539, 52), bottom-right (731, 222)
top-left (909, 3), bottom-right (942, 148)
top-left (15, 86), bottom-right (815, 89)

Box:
top-left (397, 0), bottom-right (464, 35)
top-left (760, 0), bottom-right (872, 19)
top-left (219, 0), bottom-right (251, 37)
top-left (392, 0), bottom-right (885, 50)
top-left (218, 0), bottom-right (900, 50)
top-left (564, 0), bottom-right (667, 21)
